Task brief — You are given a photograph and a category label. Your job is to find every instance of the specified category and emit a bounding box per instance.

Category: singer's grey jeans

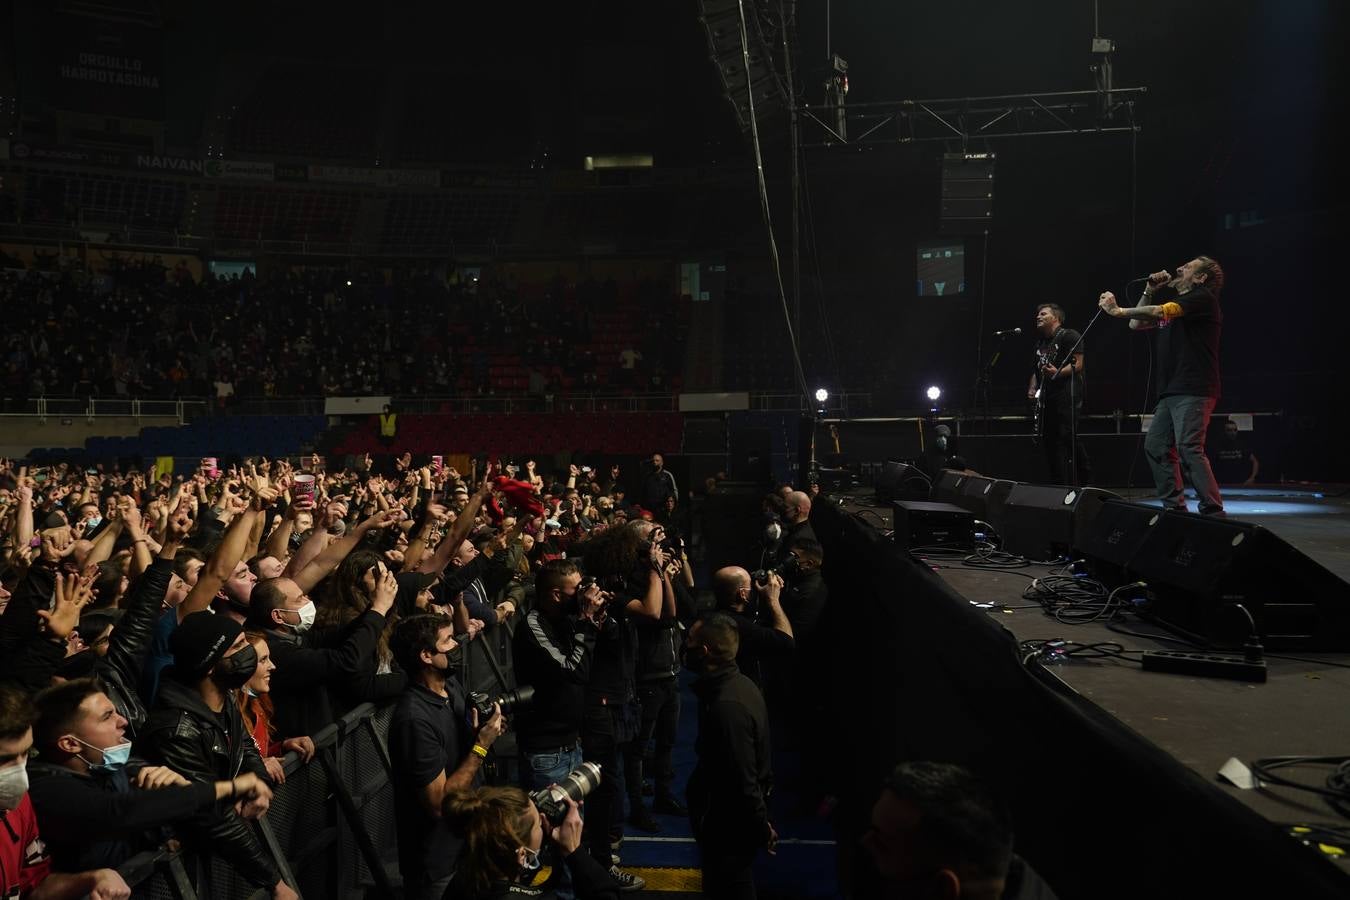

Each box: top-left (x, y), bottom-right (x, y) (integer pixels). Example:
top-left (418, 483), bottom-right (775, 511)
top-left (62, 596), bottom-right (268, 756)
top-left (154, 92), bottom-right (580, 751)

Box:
top-left (1144, 394), bottom-right (1224, 515)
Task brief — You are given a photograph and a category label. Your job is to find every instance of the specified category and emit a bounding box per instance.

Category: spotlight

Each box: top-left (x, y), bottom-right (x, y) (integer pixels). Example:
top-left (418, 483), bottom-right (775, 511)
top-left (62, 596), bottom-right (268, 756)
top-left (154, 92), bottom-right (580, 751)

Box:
top-left (814, 388), bottom-right (829, 404)
top-left (926, 385), bottom-right (942, 402)
top-left (345, 280), bottom-right (352, 287)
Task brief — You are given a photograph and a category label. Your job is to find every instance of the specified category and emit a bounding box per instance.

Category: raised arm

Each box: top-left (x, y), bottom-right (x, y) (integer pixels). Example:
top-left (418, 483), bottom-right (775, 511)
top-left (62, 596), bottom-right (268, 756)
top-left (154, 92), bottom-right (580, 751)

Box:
top-left (414, 482), bottom-right (489, 575)
top-left (180, 505), bottom-right (259, 618)
top-left (291, 507), bottom-right (403, 594)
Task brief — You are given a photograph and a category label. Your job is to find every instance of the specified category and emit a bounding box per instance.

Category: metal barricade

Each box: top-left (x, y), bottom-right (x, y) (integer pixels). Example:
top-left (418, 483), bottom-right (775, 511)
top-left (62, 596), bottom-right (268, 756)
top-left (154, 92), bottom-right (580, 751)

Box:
top-left (116, 703), bottom-right (399, 900)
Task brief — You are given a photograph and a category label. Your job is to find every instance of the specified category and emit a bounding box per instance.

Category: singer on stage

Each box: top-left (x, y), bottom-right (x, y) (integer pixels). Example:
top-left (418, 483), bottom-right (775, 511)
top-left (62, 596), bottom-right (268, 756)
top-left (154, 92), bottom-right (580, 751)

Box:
top-left (1028, 303), bottom-right (1091, 485)
top-left (1098, 256), bottom-right (1225, 516)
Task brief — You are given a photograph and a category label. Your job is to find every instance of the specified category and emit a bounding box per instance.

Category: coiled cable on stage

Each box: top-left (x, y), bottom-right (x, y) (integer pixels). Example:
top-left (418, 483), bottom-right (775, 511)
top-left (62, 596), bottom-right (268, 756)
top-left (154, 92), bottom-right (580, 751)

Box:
top-left (1248, 755), bottom-right (1350, 819)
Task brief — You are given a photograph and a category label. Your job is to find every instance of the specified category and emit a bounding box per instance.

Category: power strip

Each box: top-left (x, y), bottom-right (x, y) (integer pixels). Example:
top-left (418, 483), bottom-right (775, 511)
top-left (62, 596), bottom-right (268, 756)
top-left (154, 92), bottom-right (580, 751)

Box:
top-left (1141, 650), bottom-right (1267, 683)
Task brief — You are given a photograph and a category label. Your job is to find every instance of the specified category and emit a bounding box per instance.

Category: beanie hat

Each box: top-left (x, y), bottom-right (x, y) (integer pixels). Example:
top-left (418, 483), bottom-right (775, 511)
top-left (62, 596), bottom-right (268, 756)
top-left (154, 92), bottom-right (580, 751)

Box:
top-left (170, 611), bottom-right (242, 678)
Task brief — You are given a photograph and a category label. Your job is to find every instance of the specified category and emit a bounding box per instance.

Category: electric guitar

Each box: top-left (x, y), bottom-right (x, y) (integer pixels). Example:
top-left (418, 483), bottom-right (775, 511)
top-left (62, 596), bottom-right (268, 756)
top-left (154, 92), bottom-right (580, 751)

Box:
top-left (1031, 339), bottom-right (1072, 446)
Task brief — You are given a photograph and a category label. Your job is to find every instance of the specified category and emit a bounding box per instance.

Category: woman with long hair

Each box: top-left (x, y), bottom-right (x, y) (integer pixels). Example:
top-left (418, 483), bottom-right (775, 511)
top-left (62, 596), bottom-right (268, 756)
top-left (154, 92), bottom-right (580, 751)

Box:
top-left (233, 633), bottom-right (314, 783)
top-left (315, 549), bottom-right (407, 706)
top-left (442, 788), bottom-right (615, 900)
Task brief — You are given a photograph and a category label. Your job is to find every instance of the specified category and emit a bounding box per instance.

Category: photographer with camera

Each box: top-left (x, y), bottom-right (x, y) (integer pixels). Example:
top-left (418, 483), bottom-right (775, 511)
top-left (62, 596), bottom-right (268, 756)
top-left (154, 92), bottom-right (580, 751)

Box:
top-left (712, 566), bottom-right (794, 690)
top-left (512, 560), bottom-right (607, 899)
top-left (577, 522), bottom-right (670, 889)
top-left (624, 521), bottom-right (692, 833)
top-left (388, 613), bottom-right (507, 900)
top-left (443, 776), bottom-right (618, 900)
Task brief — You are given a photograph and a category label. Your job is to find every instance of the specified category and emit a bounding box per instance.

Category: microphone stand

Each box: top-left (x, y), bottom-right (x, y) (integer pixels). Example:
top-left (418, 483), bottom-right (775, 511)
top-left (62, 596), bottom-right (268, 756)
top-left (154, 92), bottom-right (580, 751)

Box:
top-left (977, 333), bottom-right (1013, 435)
top-left (1049, 307), bottom-right (1105, 486)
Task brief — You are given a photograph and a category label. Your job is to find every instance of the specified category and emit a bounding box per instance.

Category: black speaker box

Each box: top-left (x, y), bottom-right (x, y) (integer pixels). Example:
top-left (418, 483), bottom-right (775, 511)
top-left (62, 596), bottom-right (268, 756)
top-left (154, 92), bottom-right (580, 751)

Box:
top-left (1000, 485), bottom-right (1120, 560)
top-left (932, 470), bottom-right (966, 505)
top-left (891, 500), bottom-right (974, 551)
top-left (956, 476), bottom-right (1017, 533)
top-left (999, 484), bottom-right (1077, 559)
top-left (876, 461), bottom-right (931, 503)
top-left (1127, 511), bottom-right (1350, 651)
top-left (1073, 498), bottom-right (1161, 573)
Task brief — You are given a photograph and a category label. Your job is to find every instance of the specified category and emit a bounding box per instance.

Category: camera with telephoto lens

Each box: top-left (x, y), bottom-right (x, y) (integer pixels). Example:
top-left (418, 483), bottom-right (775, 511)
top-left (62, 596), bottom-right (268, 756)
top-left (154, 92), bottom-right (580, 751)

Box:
top-left (467, 685), bottom-right (536, 722)
top-left (531, 761), bottom-right (602, 823)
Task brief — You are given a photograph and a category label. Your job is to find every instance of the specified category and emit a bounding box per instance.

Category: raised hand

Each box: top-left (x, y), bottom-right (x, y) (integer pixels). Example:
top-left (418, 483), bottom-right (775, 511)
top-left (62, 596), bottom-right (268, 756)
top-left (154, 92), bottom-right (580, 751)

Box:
top-left (39, 571), bottom-right (95, 639)
top-left (40, 526), bottom-right (77, 563)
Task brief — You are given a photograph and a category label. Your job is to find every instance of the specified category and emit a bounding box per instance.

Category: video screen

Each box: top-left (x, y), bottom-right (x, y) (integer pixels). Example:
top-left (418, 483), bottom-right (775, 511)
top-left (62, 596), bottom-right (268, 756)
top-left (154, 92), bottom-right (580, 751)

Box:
top-left (916, 241), bottom-right (966, 296)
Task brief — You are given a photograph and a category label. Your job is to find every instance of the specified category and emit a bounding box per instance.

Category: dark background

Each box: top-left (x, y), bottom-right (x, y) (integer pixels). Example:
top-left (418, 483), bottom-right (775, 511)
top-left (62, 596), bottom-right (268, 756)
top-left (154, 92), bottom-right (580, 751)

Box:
top-left (4, 0), bottom-right (1346, 475)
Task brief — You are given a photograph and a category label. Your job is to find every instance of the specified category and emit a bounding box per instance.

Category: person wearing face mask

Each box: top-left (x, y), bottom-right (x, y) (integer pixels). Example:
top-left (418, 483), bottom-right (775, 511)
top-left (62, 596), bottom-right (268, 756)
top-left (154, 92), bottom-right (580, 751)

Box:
top-left (27, 678), bottom-right (273, 876)
top-left (711, 567), bottom-right (794, 690)
top-left (136, 612), bottom-right (299, 900)
top-left (231, 635), bottom-right (316, 784)
top-left (0, 684), bottom-right (133, 900)
top-left (442, 787), bottom-right (618, 900)
top-left (243, 565), bottom-right (397, 742)
top-left (388, 613), bottom-right (507, 900)
top-left (684, 613), bottom-right (776, 900)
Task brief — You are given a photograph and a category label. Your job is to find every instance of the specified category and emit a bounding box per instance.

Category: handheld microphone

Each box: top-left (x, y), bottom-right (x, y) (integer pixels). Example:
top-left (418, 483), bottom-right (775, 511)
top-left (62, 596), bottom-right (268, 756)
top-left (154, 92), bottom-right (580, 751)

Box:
top-left (993, 327), bottom-right (1021, 337)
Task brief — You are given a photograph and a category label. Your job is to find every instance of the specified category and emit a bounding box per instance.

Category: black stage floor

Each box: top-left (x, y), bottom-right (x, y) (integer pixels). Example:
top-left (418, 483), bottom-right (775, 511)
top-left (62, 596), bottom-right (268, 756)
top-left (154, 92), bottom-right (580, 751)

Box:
top-left (837, 485), bottom-right (1350, 881)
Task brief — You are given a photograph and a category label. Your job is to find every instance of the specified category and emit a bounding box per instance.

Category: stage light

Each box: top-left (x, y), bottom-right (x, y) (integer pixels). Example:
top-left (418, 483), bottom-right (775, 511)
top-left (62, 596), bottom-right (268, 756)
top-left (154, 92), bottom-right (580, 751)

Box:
top-left (345, 280), bottom-right (352, 287)
top-left (926, 385), bottom-right (942, 402)
top-left (814, 388), bottom-right (829, 403)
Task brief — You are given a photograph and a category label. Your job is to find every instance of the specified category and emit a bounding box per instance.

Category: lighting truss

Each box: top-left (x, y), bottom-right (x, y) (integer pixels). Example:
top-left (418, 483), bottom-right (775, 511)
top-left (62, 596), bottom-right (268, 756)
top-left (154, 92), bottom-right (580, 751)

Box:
top-left (798, 87), bottom-right (1146, 149)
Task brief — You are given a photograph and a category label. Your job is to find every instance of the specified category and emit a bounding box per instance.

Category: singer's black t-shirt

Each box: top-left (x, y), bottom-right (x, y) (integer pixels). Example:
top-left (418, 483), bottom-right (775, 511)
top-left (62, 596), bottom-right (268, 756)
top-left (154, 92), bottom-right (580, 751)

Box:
top-left (1035, 327), bottom-right (1085, 405)
top-left (1153, 285), bottom-right (1222, 399)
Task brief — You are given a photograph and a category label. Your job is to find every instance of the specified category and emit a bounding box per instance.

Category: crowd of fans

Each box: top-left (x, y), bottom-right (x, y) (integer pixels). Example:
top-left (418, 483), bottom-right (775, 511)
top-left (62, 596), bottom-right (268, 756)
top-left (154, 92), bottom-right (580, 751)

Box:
top-left (0, 446), bottom-right (843, 900)
top-left (0, 260), bottom-right (686, 402)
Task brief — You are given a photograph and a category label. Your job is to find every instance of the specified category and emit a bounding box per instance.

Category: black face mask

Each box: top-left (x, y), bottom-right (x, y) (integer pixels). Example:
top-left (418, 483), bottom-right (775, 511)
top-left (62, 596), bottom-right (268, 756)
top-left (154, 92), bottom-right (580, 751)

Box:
top-left (214, 644), bottom-right (258, 689)
top-left (444, 646), bottom-right (464, 669)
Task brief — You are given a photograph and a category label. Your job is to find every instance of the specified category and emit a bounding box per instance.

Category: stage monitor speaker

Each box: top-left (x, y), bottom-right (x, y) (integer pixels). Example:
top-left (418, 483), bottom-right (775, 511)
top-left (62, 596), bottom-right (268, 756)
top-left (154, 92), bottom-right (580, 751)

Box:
top-left (956, 476), bottom-right (1017, 532)
top-left (1127, 511), bottom-right (1350, 651)
top-left (1001, 485), bottom-right (1120, 560)
top-left (932, 470), bottom-right (967, 505)
top-left (1073, 498), bottom-right (1161, 574)
top-left (876, 461), bottom-right (931, 504)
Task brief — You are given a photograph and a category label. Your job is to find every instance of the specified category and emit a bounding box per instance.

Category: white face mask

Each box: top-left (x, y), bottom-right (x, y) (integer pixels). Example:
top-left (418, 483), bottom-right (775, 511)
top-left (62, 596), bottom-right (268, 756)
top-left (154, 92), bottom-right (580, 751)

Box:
top-left (292, 600), bottom-right (316, 633)
top-left (0, 762), bottom-right (29, 811)
top-left (519, 846), bottom-right (541, 874)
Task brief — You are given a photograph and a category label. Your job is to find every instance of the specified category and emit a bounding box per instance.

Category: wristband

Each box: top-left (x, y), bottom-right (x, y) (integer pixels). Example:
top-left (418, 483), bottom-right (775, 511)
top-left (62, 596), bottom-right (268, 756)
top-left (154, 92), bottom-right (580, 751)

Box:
top-left (472, 744), bottom-right (488, 759)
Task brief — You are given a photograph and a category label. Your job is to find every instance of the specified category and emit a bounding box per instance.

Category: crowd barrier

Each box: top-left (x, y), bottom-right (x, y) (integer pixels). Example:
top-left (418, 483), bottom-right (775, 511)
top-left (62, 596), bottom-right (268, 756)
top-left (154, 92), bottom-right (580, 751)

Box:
top-left (116, 701), bottom-right (401, 900)
top-left (114, 628), bottom-right (520, 899)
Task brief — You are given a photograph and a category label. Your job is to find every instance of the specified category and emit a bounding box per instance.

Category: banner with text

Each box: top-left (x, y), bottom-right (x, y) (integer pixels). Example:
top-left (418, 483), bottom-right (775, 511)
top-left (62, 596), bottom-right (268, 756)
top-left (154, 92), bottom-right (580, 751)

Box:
top-left (204, 159), bottom-right (275, 181)
top-left (50, 13), bottom-right (164, 120)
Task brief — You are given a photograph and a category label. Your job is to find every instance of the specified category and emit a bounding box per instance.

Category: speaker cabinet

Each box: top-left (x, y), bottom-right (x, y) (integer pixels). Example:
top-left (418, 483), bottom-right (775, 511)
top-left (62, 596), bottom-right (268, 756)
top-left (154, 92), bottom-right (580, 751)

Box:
top-left (876, 461), bottom-right (931, 504)
top-left (1128, 510), bottom-right (1350, 651)
top-left (1000, 484), bottom-right (1079, 560)
top-left (1072, 498), bottom-right (1161, 578)
top-left (891, 500), bottom-right (974, 551)
top-left (957, 476), bottom-right (1017, 533)
top-left (932, 470), bottom-right (967, 505)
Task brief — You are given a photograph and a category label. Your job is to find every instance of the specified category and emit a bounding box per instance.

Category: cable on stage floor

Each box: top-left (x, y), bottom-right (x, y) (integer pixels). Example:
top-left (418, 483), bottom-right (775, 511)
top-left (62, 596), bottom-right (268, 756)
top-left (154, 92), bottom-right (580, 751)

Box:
top-left (1249, 756), bottom-right (1350, 820)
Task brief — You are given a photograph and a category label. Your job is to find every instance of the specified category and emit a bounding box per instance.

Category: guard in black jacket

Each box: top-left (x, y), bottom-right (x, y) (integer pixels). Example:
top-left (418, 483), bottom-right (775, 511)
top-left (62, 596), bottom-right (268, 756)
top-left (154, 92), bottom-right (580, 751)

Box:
top-left (685, 613), bottom-right (776, 900)
top-left (29, 678), bottom-right (273, 874)
top-left (136, 612), bottom-right (299, 900)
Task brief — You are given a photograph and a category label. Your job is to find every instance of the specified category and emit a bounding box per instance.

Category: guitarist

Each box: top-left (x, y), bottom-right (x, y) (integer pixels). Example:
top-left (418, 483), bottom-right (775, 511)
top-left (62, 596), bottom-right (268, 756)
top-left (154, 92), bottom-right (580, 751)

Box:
top-left (1027, 303), bottom-right (1092, 485)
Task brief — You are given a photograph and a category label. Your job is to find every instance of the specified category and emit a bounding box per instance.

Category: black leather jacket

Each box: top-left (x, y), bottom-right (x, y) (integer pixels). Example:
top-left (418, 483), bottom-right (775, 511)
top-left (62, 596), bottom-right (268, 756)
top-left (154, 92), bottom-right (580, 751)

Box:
top-left (96, 557), bottom-right (173, 738)
top-left (136, 674), bottom-right (279, 888)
